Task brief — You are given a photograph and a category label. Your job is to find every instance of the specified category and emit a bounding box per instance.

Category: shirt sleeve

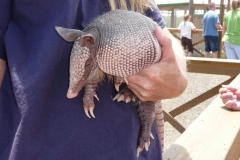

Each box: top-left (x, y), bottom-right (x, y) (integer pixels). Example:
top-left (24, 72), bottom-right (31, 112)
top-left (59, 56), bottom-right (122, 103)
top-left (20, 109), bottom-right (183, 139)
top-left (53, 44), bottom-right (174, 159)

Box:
top-left (145, 6), bottom-right (166, 29)
top-left (0, 0), bottom-right (12, 61)
top-left (190, 22), bottom-right (196, 29)
top-left (215, 14), bottom-right (220, 24)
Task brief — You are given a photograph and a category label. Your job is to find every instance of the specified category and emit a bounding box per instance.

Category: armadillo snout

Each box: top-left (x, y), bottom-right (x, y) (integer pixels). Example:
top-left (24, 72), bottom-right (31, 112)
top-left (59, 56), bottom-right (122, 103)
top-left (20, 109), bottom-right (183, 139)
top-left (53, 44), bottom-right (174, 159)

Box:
top-left (66, 90), bottom-right (79, 99)
top-left (66, 77), bottom-right (86, 99)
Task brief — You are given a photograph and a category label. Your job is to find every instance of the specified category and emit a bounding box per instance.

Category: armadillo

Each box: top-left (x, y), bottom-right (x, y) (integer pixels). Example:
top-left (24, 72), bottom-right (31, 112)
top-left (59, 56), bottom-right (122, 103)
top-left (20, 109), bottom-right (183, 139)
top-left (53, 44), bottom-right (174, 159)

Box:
top-left (56, 9), bottom-right (165, 156)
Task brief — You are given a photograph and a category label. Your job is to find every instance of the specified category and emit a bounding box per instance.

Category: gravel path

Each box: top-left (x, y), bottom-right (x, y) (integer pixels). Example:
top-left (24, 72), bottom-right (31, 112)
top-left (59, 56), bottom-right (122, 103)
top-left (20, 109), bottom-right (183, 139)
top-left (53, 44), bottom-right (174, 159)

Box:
top-left (162, 72), bottom-right (230, 151)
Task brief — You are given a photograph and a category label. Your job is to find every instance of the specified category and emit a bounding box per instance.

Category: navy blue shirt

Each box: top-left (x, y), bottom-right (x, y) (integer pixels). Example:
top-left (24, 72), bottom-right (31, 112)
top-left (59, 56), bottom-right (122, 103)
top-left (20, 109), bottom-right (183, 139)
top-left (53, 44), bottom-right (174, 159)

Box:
top-left (0, 1), bottom-right (165, 159)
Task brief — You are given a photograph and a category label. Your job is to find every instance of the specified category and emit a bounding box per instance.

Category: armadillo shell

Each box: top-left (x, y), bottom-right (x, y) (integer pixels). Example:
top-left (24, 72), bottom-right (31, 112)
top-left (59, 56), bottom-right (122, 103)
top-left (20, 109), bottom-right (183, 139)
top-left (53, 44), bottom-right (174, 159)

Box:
top-left (84, 10), bottom-right (161, 77)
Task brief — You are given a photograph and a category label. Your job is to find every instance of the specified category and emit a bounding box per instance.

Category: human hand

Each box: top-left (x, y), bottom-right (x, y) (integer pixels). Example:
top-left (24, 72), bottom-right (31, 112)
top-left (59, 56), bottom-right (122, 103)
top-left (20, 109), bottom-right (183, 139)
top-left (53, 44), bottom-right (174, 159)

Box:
top-left (219, 85), bottom-right (240, 110)
top-left (126, 27), bottom-right (188, 102)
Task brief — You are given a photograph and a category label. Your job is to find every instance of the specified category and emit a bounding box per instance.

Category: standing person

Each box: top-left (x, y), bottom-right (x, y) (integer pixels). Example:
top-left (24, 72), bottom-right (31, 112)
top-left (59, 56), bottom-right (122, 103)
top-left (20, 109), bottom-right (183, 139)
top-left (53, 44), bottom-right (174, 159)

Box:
top-left (202, 2), bottom-right (222, 58)
top-left (222, 0), bottom-right (240, 59)
top-left (178, 13), bottom-right (196, 57)
top-left (0, 0), bottom-right (188, 160)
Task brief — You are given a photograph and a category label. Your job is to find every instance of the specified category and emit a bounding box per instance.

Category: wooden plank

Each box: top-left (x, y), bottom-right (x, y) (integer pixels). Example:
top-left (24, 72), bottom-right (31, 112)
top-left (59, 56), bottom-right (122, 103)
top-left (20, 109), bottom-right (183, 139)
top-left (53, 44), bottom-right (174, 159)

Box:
top-left (163, 110), bottom-right (186, 133)
top-left (186, 57), bottom-right (240, 76)
top-left (169, 76), bottom-right (236, 117)
top-left (192, 39), bottom-right (204, 46)
top-left (163, 74), bottom-right (240, 160)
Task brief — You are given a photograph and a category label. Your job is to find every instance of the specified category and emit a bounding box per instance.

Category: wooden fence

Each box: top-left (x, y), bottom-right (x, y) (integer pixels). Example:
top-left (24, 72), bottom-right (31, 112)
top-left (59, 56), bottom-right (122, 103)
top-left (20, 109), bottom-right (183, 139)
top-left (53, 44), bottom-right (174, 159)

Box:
top-left (163, 57), bottom-right (240, 159)
top-left (168, 28), bottom-right (223, 58)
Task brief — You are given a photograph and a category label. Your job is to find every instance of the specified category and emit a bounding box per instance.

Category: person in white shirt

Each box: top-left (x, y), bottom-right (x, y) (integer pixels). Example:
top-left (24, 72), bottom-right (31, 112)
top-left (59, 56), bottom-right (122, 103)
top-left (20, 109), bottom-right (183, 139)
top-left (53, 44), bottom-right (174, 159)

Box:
top-left (178, 13), bottom-right (196, 56)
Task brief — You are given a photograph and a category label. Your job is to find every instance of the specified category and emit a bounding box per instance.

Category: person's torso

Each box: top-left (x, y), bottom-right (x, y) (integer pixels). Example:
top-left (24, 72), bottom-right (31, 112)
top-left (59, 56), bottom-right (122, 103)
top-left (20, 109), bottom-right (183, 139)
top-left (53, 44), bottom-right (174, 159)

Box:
top-left (179, 21), bottom-right (193, 39)
top-left (202, 11), bottom-right (219, 36)
top-left (222, 9), bottom-right (240, 46)
top-left (0, 1), bottom-right (163, 160)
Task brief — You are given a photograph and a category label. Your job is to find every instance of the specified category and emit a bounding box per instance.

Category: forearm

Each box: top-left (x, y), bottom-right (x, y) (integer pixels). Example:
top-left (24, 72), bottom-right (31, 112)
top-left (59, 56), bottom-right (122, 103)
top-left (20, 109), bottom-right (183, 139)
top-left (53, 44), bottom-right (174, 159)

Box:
top-left (215, 24), bottom-right (222, 30)
top-left (222, 22), bottom-right (227, 37)
top-left (0, 59), bottom-right (6, 86)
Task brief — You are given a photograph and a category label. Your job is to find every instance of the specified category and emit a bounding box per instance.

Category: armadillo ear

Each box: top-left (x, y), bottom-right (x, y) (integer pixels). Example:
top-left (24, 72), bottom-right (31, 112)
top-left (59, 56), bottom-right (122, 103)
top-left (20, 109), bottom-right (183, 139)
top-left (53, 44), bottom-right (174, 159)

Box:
top-left (55, 26), bottom-right (84, 42)
top-left (80, 35), bottom-right (95, 47)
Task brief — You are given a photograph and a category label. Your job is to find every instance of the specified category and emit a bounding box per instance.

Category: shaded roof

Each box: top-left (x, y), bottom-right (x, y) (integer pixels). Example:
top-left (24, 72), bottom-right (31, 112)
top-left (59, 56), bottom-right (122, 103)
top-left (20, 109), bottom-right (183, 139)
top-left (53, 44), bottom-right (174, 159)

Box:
top-left (157, 2), bottom-right (189, 7)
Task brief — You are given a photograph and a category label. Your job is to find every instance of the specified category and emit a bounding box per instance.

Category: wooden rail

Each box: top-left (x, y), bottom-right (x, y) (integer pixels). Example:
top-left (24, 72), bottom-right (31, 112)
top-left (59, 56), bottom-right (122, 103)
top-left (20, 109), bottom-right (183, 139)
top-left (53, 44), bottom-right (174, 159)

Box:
top-left (163, 74), bottom-right (240, 160)
top-left (164, 58), bottom-right (240, 133)
top-left (163, 58), bottom-right (240, 159)
top-left (168, 28), bottom-right (223, 58)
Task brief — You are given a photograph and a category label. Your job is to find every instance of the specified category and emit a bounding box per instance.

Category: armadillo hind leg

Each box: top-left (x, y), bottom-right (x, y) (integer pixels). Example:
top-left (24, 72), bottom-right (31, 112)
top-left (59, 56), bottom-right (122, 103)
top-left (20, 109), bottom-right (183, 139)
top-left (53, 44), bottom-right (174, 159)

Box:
top-left (113, 84), bottom-right (136, 103)
top-left (83, 78), bottom-right (101, 118)
top-left (136, 101), bottom-right (156, 157)
top-left (154, 101), bottom-right (165, 153)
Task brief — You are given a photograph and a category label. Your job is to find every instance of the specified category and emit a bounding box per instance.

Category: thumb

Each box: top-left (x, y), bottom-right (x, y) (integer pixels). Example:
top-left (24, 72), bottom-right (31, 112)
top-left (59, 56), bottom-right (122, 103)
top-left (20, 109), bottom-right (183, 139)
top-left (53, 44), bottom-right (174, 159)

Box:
top-left (154, 27), bottom-right (168, 47)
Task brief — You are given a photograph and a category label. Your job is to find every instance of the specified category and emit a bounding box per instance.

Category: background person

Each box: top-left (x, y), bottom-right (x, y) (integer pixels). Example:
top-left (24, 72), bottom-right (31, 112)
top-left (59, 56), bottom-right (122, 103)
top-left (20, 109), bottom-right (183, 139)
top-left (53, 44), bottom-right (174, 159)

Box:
top-left (0, 0), bottom-right (187, 159)
top-left (202, 2), bottom-right (222, 58)
top-left (178, 13), bottom-right (196, 57)
top-left (222, 0), bottom-right (240, 59)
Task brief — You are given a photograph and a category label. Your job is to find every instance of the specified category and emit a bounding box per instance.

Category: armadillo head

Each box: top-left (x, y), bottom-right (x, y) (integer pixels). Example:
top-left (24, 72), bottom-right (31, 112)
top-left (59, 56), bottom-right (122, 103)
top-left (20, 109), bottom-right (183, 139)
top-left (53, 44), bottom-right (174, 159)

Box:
top-left (55, 27), bottom-right (97, 99)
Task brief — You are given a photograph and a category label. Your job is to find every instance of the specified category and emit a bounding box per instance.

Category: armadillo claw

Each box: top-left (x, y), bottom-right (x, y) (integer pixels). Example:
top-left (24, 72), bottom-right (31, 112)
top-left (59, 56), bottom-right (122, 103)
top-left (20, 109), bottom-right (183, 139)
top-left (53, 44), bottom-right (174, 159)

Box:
top-left (113, 87), bottom-right (136, 103)
top-left (136, 140), bottom-right (151, 157)
top-left (90, 107), bottom-right (95, 118)
top-left (136, 147), bottom-right (143, 157)
top-left (84, 107), bottom-right (95, 118)
top-left (124, 77), bottom-right (128, 85)
top-left (145, 142), bottom-right (150, 151)
top-left (117, 95), bottom-right (125, 102)
top-left (113, 94), bottom-right (120, 101)
top-left (150, 133), bottom-right (154, 139)
top-left (125, 97), bottom-right (131, 103)
top-left (94, 94), bottom-right (99, 101)
top-left (84, 108), bottom-right (91, 118)
top-left (115, 84), bottom-right (120, 92)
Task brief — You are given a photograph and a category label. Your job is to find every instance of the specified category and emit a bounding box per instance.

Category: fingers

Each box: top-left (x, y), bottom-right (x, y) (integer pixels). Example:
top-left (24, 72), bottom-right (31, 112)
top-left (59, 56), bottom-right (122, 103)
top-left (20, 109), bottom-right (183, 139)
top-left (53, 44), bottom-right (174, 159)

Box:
top-left (154, 27), bottom-right (166, 45)
top-left (221, 85), bottom-right (239, 92)
top-left (154, 27), bottom-right (174, 60)
top-left (225, 100), bottom-right (236, 109)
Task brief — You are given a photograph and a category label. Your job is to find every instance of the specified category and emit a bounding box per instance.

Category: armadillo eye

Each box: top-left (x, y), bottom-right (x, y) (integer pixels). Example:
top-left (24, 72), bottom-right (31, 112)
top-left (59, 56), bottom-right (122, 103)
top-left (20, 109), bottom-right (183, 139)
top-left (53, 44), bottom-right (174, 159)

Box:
top-left (85, 62), bottom-right (91, 67)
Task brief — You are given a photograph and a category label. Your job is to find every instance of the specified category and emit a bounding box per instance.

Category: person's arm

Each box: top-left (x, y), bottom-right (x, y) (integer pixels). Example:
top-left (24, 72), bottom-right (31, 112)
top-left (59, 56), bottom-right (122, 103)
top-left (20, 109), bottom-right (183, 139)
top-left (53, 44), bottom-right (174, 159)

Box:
top-left (191, 22), bottom-right (197, 31)
top-left (215, 23), bottom-right (222, 30)
top-left (222, 22), bottom-right (227, 37)
top-left (127, 27), bottom-right (188, 102)
top-left (0, 59), bottom-right (6, 86)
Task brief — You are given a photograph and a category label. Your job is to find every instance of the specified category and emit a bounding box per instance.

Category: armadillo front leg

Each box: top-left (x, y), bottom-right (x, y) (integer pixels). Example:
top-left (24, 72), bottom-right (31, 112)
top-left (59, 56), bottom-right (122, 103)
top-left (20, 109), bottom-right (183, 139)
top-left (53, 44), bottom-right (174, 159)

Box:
top-left (113, 77), bottom-right (136, 103)
top-left (83, 78), bottom-right (101, 118)
top-left (136, 101), bottom-right (156, 157)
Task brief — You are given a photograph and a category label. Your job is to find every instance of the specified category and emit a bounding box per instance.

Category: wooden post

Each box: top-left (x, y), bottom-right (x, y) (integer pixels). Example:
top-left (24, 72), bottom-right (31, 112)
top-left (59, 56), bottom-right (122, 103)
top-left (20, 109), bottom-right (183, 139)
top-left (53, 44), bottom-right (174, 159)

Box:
top-left (219, 0), bottom-right (225, 58)
top-left (171, 8), bottom-right (175, 28)
top-left (189, 0), bottom-right (194, 21)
